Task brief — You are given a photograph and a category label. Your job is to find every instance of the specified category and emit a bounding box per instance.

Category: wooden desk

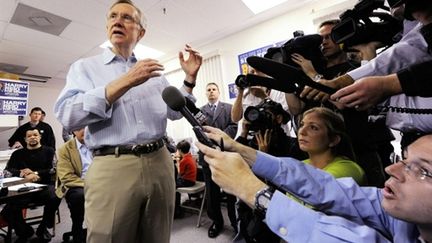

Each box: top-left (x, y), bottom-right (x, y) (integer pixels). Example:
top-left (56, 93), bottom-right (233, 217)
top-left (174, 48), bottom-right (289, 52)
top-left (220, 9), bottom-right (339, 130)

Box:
top-left (0, 178), bottom-right (45, 204)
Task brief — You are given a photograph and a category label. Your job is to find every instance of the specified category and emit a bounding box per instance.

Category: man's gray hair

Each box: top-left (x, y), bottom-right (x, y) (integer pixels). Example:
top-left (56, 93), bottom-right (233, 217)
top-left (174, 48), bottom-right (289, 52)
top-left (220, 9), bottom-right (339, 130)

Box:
top-left (110, 0), bottom-right (147, 29)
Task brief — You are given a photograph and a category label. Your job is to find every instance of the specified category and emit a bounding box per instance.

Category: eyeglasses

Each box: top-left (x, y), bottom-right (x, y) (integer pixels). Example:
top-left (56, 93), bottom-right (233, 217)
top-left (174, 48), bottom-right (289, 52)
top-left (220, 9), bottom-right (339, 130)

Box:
top-left (107, 12), bottom-right (140, 26)
top-left (397, 160), bottom-right (432, 181)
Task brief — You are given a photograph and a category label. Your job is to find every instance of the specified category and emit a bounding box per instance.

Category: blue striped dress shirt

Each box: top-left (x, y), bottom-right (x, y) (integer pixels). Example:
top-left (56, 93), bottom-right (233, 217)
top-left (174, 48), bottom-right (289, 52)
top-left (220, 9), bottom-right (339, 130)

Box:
top-left (55, 48), bottom-right (195, 149)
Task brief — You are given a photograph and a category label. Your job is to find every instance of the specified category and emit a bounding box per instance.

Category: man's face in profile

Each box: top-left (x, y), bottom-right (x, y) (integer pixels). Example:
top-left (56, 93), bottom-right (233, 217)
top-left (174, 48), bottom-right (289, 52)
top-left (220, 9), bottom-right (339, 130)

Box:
top-left (382, 135), bottom-right (432, 224)
top-left (319, 24), bottom-right (343, 59)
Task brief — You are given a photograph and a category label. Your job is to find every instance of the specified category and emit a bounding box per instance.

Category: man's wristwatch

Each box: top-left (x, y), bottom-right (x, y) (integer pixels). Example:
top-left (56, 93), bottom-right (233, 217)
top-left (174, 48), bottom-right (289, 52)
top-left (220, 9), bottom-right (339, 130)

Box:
top-left (312, 74), bottom-right (323, 82)
top-left (183, 80), bottom-right (196, 88)
top-left (254, 186), bottom-right (274, 216)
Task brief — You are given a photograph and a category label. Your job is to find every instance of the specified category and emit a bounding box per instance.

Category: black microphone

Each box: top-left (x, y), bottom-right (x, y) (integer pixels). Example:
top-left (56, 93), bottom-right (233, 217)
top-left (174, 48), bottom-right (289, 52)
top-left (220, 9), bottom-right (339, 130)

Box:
top-left (247, 56), bottom-right (337, 94)
top-left (162, 86), bottom-right (218, 148)
top-left (185, 96), bottom-right (207, 125)
top-left (246, 74), bottom-right (299, 93)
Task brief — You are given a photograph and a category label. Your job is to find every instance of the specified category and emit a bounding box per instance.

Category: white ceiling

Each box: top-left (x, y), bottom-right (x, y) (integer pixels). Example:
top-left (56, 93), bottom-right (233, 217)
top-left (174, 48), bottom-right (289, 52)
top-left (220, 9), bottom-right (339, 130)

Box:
top-left (0, 0), bottom-right (316, 89)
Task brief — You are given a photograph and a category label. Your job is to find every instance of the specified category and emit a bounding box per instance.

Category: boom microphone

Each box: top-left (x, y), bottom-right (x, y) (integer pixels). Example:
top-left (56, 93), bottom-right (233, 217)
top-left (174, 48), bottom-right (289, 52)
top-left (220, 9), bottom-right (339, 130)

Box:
top-left (162, 86), bottom-right (218, 148)
top-left (247, 56), bottom-right (337, 94)
top-left (246, 74), bottom-right (299, 93)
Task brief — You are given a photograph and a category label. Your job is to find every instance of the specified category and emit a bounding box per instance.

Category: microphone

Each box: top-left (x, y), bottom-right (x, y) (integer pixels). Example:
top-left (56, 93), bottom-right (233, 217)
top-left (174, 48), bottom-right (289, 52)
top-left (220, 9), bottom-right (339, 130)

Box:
top-left (245, 74), bottom-right (299, 93)
top-left (185, 96), bottom-right (207, 125)
top-left (162, 86), bottom-right (218, 148)
top-left (247, 56), bottom-right (337, 94)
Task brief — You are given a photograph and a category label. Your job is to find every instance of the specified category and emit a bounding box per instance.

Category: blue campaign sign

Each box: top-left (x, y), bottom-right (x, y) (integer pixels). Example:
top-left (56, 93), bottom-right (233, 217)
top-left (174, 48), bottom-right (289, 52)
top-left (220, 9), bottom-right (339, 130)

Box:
top-left (228, 83), bottom-right (238, 99)
top-left (238, 45), bottom-right (273, 75)
top-left (0, 79), bottom-right (29, 98)
top-left (0, 98), bottom-right (28, 115)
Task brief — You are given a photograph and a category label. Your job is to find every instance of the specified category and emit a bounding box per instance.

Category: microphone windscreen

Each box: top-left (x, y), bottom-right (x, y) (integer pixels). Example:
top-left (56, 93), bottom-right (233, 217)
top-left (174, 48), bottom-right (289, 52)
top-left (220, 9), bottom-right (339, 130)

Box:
top-left (246, 74), bottom-right (298, 93)
top-left (162, 86), bottom-right (186, 111)
top-left (247, 56), bottom-right (304, 82)
top-left (247, 56), bottom-right (337, 94)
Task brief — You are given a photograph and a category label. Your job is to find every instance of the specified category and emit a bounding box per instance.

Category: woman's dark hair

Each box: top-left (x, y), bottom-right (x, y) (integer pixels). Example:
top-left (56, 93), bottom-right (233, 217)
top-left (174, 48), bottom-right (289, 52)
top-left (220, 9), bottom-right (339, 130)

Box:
top-left (302, 107), bottom-right (356, 161)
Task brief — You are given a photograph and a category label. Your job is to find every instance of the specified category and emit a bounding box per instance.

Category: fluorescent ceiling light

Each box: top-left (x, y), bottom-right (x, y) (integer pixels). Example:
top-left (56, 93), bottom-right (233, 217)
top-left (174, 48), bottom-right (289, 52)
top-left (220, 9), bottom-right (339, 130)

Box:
top-left (100, 41), bottom-right (165, 59)
top-left (242, 0), bottom-right (288, 14)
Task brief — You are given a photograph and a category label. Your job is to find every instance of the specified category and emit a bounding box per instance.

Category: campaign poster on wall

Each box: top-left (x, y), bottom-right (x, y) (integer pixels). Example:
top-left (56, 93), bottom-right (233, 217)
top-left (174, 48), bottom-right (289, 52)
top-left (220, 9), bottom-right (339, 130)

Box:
top-left (237, 45), bottom-right (273, 75)
top-left (0, 79), bottom-right (29, 115)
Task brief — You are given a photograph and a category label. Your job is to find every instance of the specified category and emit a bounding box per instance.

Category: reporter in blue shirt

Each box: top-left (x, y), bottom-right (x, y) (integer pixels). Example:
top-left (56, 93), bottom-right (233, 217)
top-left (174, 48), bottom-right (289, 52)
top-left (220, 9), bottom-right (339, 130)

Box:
top-left (197, 126), bottom-right (432, 243)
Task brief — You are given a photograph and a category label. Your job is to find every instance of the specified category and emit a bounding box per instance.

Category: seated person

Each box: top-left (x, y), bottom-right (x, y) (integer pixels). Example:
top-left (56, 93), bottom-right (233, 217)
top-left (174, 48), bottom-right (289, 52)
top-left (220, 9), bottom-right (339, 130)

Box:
top-left (56, 127), bottom-right (92, 243)
top-left (196, 128), bottom-right (432, 242)
top-left (173, 140), bottom-right (197, 218)
top-left (298, 107), bottom-right (365, 185)
top-left (1, 129), bottom-right (61, 243)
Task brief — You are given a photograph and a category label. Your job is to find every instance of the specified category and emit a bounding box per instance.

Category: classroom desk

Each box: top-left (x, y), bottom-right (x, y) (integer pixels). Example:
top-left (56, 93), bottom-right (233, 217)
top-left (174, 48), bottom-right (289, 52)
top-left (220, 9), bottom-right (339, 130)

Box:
top-left (0, 178), bottom-right (46, 243)
top-left (0, 178), bottom-right (45, 204)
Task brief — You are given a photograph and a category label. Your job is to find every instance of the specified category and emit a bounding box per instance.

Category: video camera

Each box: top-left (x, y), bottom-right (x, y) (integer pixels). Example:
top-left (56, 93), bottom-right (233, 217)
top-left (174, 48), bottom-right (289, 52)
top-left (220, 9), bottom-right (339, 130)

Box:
top-left (264, 34), bottom-right (327, 74)
top-left (331, 0), bottom-right (402, 49)
top-left (244, 98), bottom-right (290, 133)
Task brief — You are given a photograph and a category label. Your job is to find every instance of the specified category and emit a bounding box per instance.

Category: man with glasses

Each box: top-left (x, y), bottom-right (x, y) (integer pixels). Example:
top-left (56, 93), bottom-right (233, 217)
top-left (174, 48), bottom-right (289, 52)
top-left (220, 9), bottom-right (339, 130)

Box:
top-left (54, 0), bottom-right (202, 242)
top-left (197, 126), bottom-right (432, 242)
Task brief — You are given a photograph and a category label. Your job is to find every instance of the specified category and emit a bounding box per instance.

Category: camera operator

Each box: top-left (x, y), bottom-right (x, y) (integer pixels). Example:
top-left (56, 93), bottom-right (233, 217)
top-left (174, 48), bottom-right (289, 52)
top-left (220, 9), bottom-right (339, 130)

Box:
top-left (331, 3), bottom-right (432, 106)
top-left (231, 68), bottom-right (291, 138)
top-left (284, 19), bottom-right (388, 187)
top-left (238, 98), bottom-right (306, 159)
top-left (234, 98), bottom-right (306, 243)
top-left (318, 1), bottom-right (432, 151)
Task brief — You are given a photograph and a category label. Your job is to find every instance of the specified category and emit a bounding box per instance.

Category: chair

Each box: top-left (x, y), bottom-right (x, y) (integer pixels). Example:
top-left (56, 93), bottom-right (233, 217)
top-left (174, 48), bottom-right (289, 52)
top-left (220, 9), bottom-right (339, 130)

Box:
top-left (176, 181), bottom-right (206, 227)
top-left (0, 208), bottom-right (27, 243)
top-left (24, 203), bottom-right (61, 236)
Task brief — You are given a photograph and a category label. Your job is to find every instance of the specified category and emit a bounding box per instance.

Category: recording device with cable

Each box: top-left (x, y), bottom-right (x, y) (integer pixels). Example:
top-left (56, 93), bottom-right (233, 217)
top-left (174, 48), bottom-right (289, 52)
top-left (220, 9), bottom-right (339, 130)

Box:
top-left (162, 86), bottom-right (219, 149)
top-left (330, 0), bottom-right (402, 50)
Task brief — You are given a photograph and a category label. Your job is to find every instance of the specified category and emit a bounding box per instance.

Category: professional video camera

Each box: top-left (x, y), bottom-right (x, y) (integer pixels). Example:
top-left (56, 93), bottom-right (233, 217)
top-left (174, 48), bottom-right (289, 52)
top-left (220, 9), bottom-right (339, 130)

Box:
top-left (264, 34), bottom-right (327, 74)
top-left (243, 98), bottom-right (289, 133)
top-left (331, 0), bottom-right (403, 50)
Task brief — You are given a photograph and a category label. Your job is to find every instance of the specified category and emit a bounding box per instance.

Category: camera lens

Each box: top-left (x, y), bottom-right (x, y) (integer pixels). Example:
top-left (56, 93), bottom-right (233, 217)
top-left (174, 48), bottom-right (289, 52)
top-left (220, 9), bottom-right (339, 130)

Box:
top-left (245, 108), bottom-right (260, 122)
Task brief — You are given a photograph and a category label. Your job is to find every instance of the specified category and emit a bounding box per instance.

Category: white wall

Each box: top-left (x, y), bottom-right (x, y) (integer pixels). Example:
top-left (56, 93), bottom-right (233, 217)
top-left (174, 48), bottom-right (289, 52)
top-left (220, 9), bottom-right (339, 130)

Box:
top-left (162, 0), bottom-right (356, 104)
top-left (1, 0), bottom-right (357, 147)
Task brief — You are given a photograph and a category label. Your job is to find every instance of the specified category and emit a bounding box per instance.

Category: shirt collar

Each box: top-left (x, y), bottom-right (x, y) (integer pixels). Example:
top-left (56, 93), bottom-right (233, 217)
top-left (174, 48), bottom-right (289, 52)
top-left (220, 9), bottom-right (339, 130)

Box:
top-left (102, 48), bottom-right (137, 65)
top-left (75, 137), bottom-right (85, 149)
top-left (209, 101), bottom-right (219, 108)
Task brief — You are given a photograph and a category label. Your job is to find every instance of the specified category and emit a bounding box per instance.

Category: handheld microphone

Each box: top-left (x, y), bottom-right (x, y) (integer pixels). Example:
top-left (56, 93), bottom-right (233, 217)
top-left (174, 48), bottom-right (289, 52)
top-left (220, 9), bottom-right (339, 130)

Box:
top-left (185, 96), bottom-right (207, 125)
top-left (162, 86), bottom-right (218, 149)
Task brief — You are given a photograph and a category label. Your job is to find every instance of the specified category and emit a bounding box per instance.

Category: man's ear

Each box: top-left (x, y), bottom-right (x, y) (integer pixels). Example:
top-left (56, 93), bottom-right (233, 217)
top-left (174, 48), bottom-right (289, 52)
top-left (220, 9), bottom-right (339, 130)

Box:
top-left (329, 135), bottom-right (341, 147)
top-left (137, 28), bottom-right (145, 41)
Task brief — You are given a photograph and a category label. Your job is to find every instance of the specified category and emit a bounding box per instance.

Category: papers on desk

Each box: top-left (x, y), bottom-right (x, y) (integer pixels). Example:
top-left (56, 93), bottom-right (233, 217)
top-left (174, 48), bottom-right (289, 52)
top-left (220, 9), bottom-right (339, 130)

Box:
top-left (2, 176), bottom-right (22, 183)
top-left (7, 182), bottom-right (46, 191)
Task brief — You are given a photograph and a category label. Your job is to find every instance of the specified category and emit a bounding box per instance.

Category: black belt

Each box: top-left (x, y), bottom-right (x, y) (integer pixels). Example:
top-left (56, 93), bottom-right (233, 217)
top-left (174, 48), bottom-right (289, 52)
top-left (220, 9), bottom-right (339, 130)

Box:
top-left (93, 138), bottom-right (165, 157)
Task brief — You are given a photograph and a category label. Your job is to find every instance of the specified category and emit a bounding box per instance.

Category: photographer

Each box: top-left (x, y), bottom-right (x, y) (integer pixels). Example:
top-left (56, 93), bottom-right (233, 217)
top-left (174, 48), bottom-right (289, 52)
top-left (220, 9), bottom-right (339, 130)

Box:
top-left (322, 1), bottom-right (432, 151)
top-left (234, 98), bottom-right (306, 243)
top-left (279, 19), bottom-right (387, 187)
top-left (231, 68), bottom-right (290, 138)
top-left (237, 98), bottom-right (306, 159)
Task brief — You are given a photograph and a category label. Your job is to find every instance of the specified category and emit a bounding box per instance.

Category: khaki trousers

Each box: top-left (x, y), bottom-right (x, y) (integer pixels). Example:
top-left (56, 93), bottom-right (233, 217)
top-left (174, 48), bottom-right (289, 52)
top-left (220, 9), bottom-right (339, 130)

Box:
top-left (84, 147), bottom-right (175, 243)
